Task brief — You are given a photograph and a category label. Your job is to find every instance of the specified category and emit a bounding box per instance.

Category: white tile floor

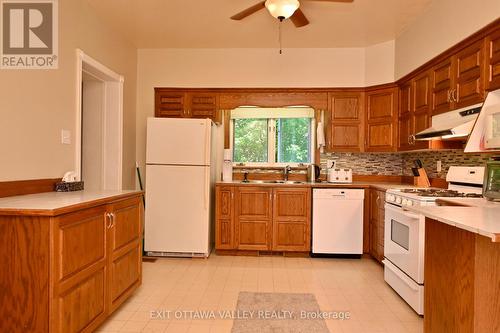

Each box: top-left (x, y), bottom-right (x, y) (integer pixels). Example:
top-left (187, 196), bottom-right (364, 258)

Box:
top-left (97, 254), bottom-right (423, 333)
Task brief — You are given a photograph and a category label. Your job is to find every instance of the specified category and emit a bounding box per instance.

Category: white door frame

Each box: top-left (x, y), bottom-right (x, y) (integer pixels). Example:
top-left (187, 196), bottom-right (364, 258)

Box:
top-left (75, 49), bottom-right (124, 190)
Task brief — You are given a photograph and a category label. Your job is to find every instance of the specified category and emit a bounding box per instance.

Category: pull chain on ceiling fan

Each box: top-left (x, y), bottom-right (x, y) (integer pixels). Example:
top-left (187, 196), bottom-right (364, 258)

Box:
top-left (230, 0), bottom-right (354, 28)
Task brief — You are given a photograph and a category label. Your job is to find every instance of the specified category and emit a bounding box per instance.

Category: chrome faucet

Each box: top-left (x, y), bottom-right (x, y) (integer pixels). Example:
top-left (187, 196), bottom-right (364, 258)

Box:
top-left (283, 165), bottom-right (292, 181)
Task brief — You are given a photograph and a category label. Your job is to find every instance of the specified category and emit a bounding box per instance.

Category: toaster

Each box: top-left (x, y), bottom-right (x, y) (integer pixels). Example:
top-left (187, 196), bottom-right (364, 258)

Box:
top-left (327, 168), bottom-right (353, 183)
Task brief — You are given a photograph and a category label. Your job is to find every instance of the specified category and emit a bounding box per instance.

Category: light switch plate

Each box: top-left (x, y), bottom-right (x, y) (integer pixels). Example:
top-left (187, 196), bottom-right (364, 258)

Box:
top-left (61, 129), bottom-right (71, 144)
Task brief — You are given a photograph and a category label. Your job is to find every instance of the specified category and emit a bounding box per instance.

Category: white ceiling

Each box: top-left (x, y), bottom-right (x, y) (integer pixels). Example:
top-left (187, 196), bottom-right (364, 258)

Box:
top-left (86, 0), bottom-right (433, 48)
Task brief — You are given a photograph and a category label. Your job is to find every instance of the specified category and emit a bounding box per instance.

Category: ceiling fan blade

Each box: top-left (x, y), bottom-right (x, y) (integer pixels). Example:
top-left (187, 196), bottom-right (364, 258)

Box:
top-left (230, 1), bottom-right (266, 20)
top-left (290, 8), bottom-right (310, 27)
top-left (304, 0), bottom-right (354, 2)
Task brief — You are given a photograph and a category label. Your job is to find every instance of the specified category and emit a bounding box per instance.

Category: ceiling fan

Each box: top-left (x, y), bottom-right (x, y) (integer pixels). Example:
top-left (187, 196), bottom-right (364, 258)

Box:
top-left (230, 0), bottom-right (354, 28)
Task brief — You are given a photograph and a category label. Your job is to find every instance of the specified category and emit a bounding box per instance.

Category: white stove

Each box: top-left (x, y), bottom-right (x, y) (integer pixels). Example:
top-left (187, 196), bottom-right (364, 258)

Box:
top-left (383, 166), bottom-right (485, 316)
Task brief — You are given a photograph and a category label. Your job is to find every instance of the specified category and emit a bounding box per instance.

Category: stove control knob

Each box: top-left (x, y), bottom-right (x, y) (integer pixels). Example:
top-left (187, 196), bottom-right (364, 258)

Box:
top-left (387, 194), bottom-right (395, 202)
top-left (407, 200), bottom-right (413, 207)
top-left (395, 197), bottom-right (402, 204)
top-left (402, 199), bottom-right (408, 206)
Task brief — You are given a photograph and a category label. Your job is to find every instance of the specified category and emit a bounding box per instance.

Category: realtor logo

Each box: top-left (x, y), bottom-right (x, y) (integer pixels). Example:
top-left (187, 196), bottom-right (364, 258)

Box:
top-left (1, 0), bottom-right (58, 69)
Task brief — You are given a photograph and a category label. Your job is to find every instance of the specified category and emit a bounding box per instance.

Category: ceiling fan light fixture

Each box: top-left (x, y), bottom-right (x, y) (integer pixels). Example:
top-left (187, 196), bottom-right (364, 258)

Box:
top-left (265, 0), bottom-right (300, 20)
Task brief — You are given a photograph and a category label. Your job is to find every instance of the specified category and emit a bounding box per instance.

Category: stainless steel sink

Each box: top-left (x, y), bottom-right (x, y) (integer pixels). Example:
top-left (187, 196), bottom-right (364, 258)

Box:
top-left (241, 180), bottom-right (306, 184)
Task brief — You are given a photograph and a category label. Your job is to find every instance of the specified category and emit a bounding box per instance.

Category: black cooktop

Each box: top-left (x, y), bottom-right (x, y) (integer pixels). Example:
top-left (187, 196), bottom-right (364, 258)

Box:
top-left (400, 188), bottom-right (483, 198)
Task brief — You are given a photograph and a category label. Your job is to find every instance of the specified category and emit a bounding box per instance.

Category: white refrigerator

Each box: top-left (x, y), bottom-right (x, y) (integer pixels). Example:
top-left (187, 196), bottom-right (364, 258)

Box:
top-left (145, 117), bottom-right (217, 257)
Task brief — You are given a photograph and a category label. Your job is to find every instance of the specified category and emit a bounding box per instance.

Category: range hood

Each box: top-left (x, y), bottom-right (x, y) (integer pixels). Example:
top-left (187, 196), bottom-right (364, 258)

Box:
top-left (415, 103), bottom-right (483, 140)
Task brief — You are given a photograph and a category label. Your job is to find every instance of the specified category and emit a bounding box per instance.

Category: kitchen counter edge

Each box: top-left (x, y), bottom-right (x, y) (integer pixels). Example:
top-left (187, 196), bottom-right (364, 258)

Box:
top-left (0, 190), bottom-right (144, 216)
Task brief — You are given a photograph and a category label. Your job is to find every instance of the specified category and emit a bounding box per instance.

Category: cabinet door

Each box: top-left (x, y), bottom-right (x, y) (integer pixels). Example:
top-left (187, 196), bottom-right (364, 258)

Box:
top-left (486, 28), bottom-right (500, 91)
top-left (53, 206), bottom-right (108, 333)
top-left (398, 114), bottom-right (412, 150)
top-left (326, 92), bottom-right (364, 152)
top-left (272, 188), bottom-right (311, 252)
top-left (187, 92), bottom-right (219, 121)
top-left (454, 40), bottom-right (485, 108)
top-left (399, 82), bottom-right (412, 117)
top-left (235, 187), bottom-right (272, 251)
top-left (215, 186), bottom-right (235, 250)
top-left (107, 197), bottom-right (143, 313)
top-left (365, 87), bottom-right (398, 152)
top-left (431, 59), bottom-right (454, 115)
top-left (155, 90), bottom-right (186, 118)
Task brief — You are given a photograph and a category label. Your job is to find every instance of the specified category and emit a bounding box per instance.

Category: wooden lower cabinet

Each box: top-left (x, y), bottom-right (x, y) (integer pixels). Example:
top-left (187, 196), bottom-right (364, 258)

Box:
top-left (0, 193), bottom-right (143, 333)
top-left (272, 188), bottom-right (311, 252)
top-left (369, 190), bottom-right (385, 263)
top-left (215, 185), bottom-right (311, 253)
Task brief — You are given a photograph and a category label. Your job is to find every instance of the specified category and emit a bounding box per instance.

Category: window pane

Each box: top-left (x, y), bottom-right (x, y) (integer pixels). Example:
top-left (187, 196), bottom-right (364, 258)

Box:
top-left (276, 118), bottom-right (311, 163)
top-left (233, 119), bottom-right (268, 163)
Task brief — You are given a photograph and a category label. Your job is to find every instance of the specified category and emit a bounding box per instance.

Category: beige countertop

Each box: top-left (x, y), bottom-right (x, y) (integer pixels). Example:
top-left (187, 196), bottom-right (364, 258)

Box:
top-left (408, 201), bottom-right (500, 242)
top-left (217, 180), bottom-right (416, 191)
top-left (0, 190), bottom-right (143, 216)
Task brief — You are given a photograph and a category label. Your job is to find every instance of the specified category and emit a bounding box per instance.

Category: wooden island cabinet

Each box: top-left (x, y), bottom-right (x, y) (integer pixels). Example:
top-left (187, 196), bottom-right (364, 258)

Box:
top-left (0, 191), bottom-right (143, 333)
top-left (215, 184), bottom-right (311, 254)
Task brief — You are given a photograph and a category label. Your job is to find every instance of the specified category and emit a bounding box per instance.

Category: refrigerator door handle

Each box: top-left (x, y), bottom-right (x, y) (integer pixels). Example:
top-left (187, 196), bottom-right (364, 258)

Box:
top-left (204, 167), bottom-right (210, 210)
top-left (204, 121), bottom-right (210, 165)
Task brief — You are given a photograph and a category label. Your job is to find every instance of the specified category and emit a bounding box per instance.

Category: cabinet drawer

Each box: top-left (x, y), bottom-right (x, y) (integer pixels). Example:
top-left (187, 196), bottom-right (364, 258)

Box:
top-left (56, 206), bottom-right (107, 281)
top-left (57, 268), bottom-right (106, 333)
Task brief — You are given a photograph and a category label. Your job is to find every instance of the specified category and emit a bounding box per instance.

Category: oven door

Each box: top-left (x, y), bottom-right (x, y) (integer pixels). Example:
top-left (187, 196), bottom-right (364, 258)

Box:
top-left (384, 203), bottom-right (425, 284)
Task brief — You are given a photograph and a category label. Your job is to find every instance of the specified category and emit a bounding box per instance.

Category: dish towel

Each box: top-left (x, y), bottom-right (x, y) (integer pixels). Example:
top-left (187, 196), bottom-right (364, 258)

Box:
top-left (317, 121), bottom-right (326, 153)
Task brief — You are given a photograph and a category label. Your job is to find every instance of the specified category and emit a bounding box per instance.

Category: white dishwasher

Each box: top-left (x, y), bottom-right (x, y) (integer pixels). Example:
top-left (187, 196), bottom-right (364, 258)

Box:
top-left (312, 188), bottom-right (364, 256)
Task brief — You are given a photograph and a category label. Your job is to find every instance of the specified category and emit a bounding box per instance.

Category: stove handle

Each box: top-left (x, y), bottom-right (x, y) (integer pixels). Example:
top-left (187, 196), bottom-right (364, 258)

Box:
top-left (400, 210), bottom-right (420, 219)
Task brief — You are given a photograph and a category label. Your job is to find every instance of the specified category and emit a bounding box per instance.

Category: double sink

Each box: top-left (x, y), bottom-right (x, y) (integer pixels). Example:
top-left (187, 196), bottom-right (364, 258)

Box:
top-left (240, 180), bottom-right (306, 184)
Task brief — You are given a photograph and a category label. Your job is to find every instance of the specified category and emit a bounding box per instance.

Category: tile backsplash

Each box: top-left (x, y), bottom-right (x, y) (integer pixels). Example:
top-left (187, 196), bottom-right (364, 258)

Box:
top-left (320, 150), bottom-right (496, 178)
top-left (320, 152), bottom-right (403, 176)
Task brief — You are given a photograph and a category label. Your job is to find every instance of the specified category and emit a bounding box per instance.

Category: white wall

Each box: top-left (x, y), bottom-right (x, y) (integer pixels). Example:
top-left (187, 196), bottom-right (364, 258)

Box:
top-left (395, 0), bottom-right (500, 79)
top-left (365, 40), bottom-right (395, 86)
top-left (136, 47), bottom-right (370, 177)
top-left (0, 0), bottom-right (137, 188)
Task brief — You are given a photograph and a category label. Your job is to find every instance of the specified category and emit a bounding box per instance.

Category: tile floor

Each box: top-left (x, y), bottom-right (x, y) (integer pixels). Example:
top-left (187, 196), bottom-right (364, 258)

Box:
top-left (97, 254), bottom-right (423, 333)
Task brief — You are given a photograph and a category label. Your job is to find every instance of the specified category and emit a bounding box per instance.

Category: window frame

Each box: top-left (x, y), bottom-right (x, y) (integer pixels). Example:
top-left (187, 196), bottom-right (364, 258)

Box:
top-left (230, 117), bottom-right (316, 167)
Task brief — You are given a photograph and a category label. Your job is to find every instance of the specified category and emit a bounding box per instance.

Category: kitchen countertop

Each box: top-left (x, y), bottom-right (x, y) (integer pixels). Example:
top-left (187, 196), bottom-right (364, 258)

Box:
top-left (407, 199), bottom-right (500, 242)
top-left (217, 180), bottom-right (416, 191)
top-left (0, 190), bottom-right (143, 216)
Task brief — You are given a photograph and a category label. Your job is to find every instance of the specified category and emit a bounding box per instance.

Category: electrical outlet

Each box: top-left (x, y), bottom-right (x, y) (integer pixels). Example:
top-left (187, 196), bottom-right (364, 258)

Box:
top-left (437, 160), bottom-right (442, 173)
top-left (61, 129), bottom-right (71, 144)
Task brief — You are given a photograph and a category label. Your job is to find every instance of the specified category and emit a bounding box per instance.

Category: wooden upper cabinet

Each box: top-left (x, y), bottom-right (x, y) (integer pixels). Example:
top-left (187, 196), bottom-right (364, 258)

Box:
top-left (431, 41), bottom-right (486, 115)
top-left (399, 82), bottom-right (412, 117)
top-left (431, 58), bottom-right (454, 115)
top-left (187, 92), bottom-right (219, 120)
top-left (272, 188), bottom-right (311, 252)
top-left (365, 87), bottom-right (398, 152)
top-left (215, 186), bottom-right (235, 250)
top-left (454, 40), bottom-right (485, 108)
top-left (366, 88), bottom-right (397, 121)
top-left (326, 92), bottom-right (364, 152)
top-left (414, 71), bottom-right (431, 113)
top-left (155, 90), bottom-right (185, 118)
top-left (155, 89), bottom-right (219, 121)
top-left (235, 187), bottom-right (272, 251)
top-left (485, 27), bottom-right (500, 91)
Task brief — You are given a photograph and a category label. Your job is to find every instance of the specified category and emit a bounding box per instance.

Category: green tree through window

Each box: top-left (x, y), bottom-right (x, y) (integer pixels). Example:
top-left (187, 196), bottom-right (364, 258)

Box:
top-left (233, 117), bottom-right (311, 164)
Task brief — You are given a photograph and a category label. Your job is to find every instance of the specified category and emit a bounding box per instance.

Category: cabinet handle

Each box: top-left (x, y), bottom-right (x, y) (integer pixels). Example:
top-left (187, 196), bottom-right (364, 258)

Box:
top-left (231, 192), bottom-right (234, 200)
top-left (408, 135), bottom-right (415, 145)
top-left (453, 88), bottom-right (458, 102)
top-left (106, 213), bottom-right (112, 229)
top-left (447, 90), bottom-right (451, 103)
top-left (110, 213), bottom-right (116, 228)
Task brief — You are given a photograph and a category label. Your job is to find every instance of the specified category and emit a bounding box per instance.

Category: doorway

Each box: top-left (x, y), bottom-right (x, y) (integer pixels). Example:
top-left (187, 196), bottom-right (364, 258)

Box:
top-left (76, 49), bottom-right (124, 190)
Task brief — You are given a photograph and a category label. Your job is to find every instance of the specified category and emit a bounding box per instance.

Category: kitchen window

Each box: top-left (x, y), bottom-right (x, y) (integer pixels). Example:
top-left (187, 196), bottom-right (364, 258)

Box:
top-left (230, 107), bottom-right (315, 166)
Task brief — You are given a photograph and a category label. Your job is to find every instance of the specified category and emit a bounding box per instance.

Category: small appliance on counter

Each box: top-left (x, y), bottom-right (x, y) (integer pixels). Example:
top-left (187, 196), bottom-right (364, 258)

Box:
top-left (222, 149), bottom-right (233, 182)
top-left (307, 164), bottom-right (321, 182)
top-left (484, 157), bottom-right (500, 201)
top-left (327, 168), bottom-right (353, 183)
